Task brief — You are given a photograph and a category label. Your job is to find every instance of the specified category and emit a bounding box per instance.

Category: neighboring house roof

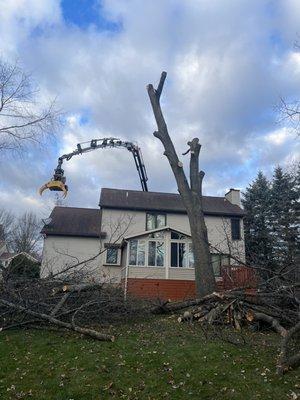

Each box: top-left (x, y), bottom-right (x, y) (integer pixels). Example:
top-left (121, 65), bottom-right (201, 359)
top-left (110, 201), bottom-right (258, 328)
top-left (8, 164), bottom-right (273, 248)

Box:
top-left (41, 206), bottom-right (105, 238)
top-left (0, 251), bottom-right (16, 261)
top-left (99, 188), bottom-right (245, 217)
top-left (0, 251), bottom-right (39, 266)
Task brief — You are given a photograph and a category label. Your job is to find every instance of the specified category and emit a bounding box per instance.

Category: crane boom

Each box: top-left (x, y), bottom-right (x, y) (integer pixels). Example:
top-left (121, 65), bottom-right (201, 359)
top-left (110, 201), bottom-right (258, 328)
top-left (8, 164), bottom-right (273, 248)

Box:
top-left (39, 137), bottom-right (148, 197)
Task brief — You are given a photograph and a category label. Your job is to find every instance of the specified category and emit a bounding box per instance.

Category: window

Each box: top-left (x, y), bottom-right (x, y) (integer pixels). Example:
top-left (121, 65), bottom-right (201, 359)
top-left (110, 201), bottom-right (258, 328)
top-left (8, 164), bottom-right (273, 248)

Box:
top-left (211, 254), bottom-right (230, 276)
top-left (231, 218), bottom-right (241, 240)
top-left (146, 213), bottom-right (166, 230)
top-left (171, 242), bottom-right (194, 268)
top-left (128, 236), bottom-right (165, 267)
top-left (171, 231), bottom-right (187, 240)
top-left (106, 248), bottom-right (118, 264)
top-left (129, 239), bottom-right (146, 266)
top-left (148, 241), bottom-right (165, 266)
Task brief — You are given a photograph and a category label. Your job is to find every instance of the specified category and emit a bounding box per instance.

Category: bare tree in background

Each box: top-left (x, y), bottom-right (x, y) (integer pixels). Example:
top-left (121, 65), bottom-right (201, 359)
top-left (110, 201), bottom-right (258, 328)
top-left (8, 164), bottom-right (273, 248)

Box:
top-left (147, 72), bottom-right (216, 297)
top-left (0, 59), bottom-right (60, 151)
top-left (10, 212), bottom-right (42, 256)
top-left (0, 209), bottom-right (14, 244)
top-left (278, 97), bottom-right (300, 137)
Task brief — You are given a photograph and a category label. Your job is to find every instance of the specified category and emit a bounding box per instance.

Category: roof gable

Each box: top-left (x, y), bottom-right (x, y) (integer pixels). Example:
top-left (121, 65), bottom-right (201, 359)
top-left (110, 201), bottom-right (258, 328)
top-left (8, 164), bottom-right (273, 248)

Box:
top-left (124, 226), bottom-right (191, 240)
top-left (99, 188), bottom-right (245, 217)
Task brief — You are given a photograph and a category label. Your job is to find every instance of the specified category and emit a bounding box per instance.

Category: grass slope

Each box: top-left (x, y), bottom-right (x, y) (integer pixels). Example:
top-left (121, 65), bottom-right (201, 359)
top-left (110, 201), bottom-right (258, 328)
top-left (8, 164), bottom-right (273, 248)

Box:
top-left (0, 316), bottom-right (299, 399)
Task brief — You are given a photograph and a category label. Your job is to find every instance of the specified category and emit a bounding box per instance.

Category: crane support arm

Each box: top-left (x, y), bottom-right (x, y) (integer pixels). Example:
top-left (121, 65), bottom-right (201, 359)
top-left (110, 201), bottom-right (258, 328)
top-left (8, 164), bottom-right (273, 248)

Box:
top-left (39, 137), bottom-right (148, 197)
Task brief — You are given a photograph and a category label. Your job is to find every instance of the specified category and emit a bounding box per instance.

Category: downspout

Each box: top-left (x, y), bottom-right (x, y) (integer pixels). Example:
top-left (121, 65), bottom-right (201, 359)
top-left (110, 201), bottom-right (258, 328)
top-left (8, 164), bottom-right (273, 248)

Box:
top-left (123, 239), bottom-right (129, 300)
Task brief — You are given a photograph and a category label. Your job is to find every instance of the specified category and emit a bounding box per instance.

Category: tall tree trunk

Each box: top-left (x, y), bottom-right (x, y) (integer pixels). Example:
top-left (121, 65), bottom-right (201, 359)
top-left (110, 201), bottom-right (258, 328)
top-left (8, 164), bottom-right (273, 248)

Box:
top-left (147, 72), bottom-right (216, 297)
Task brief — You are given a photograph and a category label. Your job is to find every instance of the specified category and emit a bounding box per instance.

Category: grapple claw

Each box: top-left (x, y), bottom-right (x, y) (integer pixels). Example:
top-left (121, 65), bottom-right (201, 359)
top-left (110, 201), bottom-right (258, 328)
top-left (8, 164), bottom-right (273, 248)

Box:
top-left (39, 180), bottom-right (68, 198)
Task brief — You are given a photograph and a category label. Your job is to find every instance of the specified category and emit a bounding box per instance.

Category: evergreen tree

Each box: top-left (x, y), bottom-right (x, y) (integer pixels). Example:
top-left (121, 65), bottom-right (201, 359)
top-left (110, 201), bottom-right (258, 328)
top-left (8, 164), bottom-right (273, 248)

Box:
top-left (270, 166), bottom-right (299, 272)
top-left (242, 172), bottom-right (274, 277)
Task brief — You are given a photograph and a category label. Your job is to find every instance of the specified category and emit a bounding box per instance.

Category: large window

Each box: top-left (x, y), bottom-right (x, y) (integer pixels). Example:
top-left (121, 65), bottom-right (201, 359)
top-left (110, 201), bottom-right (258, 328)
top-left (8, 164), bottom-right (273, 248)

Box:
top-left (148, 241), bottom-right (165, 266)
top-left (170, 232), bottom-right (194, 268)
top-left (128, 235), bottom-right (165, 267)
top-left (146, 213), bottom-right (166, 230)
top-left (129, 239), bottom-right (146, 266)
top-left (231, 218), bottom-right (241, 240)
top-left (211, 254), bottom-right (230, 276)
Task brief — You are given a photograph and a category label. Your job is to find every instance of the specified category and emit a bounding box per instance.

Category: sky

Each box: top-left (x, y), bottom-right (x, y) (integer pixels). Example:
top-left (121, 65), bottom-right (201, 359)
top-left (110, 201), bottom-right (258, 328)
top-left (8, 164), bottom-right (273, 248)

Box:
top-left (0, 0), bottom-right (299, 219)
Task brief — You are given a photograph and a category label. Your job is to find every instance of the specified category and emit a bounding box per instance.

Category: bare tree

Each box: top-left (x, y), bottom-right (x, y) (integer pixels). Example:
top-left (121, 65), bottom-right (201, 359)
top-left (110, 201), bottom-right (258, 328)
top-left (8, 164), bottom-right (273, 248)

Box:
top-left (10, 212), bottom-right (42, 255)
top-left (278, 97), bottom-right (300, 137)
top-left (147, 72), bottom-right (215, 297)
top-left (0, 209), bottom-right (14, 244)
top-left (0, 59), bottom-right (60, 151)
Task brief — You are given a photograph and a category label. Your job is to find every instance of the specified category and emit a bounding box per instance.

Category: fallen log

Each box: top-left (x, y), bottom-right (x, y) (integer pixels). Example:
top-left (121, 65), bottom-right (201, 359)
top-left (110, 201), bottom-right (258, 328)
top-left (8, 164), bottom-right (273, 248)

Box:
top-left (152, 291), bottom-right (229, 314)
top-left (277, 322), bottom-right (300, 375)
top-left (0, 298), bottom-right (114, 342)
top-left (246, 310), bottom-right (288, 337)
top-left (52, 283), bottom-right (103, 295)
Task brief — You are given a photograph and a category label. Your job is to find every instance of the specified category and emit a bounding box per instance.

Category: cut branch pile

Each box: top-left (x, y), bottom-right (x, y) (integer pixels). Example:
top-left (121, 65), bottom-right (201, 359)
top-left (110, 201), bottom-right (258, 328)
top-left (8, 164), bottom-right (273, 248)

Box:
top-left (0, 278), bottom-right (147, 341)
top-left (155, 285), bottom-right (300, 375)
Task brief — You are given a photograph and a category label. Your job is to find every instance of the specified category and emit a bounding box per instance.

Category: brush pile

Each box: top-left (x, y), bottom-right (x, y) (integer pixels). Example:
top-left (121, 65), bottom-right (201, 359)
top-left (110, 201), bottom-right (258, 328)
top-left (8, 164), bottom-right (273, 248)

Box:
top-left (0, 277), bottom-right (147, 342)
top-left (153, 284), bottom-right (300, 375)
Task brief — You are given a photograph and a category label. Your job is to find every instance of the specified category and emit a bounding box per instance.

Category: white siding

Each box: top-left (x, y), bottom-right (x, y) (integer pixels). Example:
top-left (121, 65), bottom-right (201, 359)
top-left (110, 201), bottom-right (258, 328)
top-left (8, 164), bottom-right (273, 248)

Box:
top-left (41, 235), bottom-right (122, 283)
top-left (169, 268), bottom-right (195, 281)
top-left (128, 266), bottom-right (165, 279)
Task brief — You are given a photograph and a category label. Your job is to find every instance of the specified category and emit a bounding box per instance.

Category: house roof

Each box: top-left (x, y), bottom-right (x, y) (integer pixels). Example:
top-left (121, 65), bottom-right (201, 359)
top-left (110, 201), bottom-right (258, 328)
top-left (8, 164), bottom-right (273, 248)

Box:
top-left (99, 188), bottom-right (245, 217)
top-left (41, 207), bottom-right (104, 238)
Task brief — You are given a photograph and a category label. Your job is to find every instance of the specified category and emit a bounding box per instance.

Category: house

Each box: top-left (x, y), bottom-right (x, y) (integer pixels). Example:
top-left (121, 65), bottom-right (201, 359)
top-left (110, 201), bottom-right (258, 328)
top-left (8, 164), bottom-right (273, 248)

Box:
top-left (0, 235), bottom-right (40, 279)
top-left (41, 187), bottom-right (246, 300)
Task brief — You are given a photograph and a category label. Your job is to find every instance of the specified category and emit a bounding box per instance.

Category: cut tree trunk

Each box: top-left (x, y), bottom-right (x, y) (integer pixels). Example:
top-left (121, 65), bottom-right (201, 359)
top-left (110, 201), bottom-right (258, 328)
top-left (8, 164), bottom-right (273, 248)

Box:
top-left (147, 72), bottom-right (216, 297)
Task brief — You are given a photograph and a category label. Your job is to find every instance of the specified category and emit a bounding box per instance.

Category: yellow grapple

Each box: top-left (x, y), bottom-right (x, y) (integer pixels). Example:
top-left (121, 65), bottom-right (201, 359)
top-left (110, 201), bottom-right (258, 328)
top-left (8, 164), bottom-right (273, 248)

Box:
top-left (39, 180), bottom-right (68, 198)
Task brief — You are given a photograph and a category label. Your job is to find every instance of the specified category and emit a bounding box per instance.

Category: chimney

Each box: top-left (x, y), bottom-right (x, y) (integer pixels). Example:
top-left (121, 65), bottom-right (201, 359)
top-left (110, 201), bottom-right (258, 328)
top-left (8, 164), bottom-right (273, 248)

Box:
top-left (225, 188), bottom-right (241, 207)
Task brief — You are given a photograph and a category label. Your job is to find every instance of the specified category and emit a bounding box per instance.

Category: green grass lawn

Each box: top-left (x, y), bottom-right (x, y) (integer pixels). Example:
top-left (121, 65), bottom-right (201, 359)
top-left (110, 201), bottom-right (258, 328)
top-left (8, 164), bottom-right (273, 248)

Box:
top-left (0, 316), bottom-right (299, 400)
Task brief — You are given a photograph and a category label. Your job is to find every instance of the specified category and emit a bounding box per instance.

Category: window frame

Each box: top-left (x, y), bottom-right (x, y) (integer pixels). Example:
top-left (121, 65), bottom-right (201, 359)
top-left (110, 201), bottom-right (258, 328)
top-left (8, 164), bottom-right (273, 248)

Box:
top-left (231, 218), bottom-right (241, 241)
top-left (146, 212), bottom-right (167, 231)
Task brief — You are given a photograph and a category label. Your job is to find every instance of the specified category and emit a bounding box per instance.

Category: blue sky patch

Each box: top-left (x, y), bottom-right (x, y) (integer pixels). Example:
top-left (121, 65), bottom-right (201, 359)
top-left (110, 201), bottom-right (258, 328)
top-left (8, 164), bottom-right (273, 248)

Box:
top-left (61, 0), bottom-right (122, 32)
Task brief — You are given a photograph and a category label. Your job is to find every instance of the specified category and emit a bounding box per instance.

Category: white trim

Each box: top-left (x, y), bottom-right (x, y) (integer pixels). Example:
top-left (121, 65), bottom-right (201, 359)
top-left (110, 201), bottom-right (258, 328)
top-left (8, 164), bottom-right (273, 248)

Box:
top-left (124, 226), bottom-right (191, 240)
top-left (129, 265), bottom-right (164, 268)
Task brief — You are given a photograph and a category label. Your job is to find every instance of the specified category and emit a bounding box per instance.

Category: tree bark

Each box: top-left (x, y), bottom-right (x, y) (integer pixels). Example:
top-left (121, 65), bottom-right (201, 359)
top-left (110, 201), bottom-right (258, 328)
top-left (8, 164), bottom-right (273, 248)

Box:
top-left (147, 72), bottom-right (216, 297)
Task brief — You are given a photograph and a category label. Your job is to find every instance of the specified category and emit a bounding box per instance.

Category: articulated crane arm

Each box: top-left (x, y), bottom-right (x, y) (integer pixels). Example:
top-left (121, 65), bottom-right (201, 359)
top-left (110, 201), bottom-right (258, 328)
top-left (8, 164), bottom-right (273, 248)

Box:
top-left (39, 137), bottom-right (148, 197)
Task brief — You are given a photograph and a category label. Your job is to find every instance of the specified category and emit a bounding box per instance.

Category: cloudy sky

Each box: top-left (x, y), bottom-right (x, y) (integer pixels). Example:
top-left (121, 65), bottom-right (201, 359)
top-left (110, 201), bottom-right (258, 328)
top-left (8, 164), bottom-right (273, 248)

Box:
top-left (0, 0), bottom-right (299, 218)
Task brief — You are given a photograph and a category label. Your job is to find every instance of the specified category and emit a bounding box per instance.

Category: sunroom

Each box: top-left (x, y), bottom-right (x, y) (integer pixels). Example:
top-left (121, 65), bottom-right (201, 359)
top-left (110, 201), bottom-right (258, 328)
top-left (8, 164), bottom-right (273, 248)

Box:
top-left (121, 227), bottom-right (229, 281)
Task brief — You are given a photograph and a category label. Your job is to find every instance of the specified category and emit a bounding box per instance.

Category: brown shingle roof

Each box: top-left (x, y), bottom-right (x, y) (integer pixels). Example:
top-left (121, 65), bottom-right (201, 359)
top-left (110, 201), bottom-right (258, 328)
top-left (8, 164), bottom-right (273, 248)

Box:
top-left (99, 188), bottom-right (245, 217)
top-left (41, 207), bottom-right (104, 238)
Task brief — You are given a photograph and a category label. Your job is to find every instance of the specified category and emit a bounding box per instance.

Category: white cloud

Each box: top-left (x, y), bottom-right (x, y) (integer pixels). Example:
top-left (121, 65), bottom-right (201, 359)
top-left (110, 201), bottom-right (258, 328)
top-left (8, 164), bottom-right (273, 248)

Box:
top-left (0, 0), bottom-right (299, 218)
top-left (265, 128), bottom-right (290, 145)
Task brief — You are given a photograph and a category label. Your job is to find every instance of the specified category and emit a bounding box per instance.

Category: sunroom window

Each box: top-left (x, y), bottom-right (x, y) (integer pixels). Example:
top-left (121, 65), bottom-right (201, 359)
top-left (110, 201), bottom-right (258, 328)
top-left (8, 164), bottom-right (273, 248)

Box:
top-left (148, 241), bottom-right (165, 267)
top-left (171, 242), bottom-right (194, 268)
top-left (129, 239), bottom-right (146, 266)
